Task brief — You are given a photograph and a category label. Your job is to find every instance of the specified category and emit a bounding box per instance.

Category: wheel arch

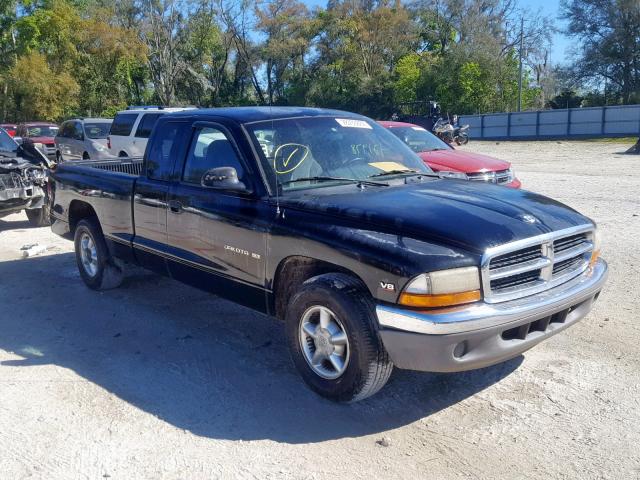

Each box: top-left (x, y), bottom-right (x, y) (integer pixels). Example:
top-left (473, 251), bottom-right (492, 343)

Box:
top-left (68, 200), bottom-right (99, 234)
top-left (272, 255), bottom-right (369, 320)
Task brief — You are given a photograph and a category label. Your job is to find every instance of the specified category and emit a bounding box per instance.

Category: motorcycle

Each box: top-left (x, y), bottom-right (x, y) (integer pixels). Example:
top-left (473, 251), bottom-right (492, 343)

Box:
top-left (432, 116), bottom-right (470, 145)
top-left (432, 117), bottom-right (455, 144)
top-left (453, 123), bottom-right (469, 145)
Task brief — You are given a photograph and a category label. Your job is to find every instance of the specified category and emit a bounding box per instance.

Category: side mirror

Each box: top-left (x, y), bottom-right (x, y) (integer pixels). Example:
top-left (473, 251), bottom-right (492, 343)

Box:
top-left (201, 167), bottom-right (247, 191)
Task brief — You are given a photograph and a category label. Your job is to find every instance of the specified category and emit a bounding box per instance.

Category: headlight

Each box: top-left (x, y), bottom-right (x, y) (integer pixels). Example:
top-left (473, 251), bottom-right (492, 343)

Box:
top-left (589, 229), bottom-right (601, 267)
top-left (93, 142), bottom-right (107, 152)
top-left (399, 267), bottom-right (482, 308)
top-left (438, 171), bottom-right (468, 180)
top-left (505, 168), bottom-right (515, 183)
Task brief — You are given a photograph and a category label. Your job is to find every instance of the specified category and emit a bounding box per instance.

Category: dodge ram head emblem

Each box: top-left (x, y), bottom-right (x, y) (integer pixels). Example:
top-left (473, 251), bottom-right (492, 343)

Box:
top-left (520, 214), bottom-right (537, 224)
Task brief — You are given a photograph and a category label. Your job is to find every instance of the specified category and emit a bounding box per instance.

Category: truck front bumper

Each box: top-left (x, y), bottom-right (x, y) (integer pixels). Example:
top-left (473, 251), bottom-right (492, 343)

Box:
top-left (376, 259), bottom-right (608, 373)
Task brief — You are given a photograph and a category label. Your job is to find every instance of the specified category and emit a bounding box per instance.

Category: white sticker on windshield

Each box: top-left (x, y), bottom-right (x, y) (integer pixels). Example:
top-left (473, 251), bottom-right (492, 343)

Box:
top-left (411, 126), bottom-right (427, 131)
top-left (335, 118), bottom-right (372, 129)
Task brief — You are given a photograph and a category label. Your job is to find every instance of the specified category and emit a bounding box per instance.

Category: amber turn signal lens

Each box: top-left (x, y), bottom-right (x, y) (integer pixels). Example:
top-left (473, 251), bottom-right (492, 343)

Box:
top-left (589, 249), bottom-right (600, 267)
top-left (399, 290), bottom-right (482, 308)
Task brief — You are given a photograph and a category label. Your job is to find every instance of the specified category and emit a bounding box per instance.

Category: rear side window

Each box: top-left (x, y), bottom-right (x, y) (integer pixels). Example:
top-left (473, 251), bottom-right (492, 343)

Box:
top-left (110, 113), bottom-right (138, 136)
top-left (135, 113), bottom-right (163, 138)
top-left (146, 121), bottom-right (187, 180)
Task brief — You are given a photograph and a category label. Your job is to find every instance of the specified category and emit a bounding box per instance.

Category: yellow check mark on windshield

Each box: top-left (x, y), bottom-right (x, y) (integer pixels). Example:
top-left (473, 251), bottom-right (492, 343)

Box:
top-left (284, 148), bottom-right (299, 167)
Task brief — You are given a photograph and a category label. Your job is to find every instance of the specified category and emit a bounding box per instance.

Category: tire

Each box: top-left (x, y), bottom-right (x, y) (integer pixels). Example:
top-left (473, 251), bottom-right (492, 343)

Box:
top-left (25, 206), bottom-right (51, 227)
top-left (74, 218), bottom-right (123, 290)
top-left (455, 133), bottom-right (469, 146)
top-left (119, 151), bottom-right (128, 158)
top-left (56, 151), bottom-right (63, 163)
top-left (82, 152), bottom-right (90, 160)
top-left (285, 273), bottom-right (393, 402)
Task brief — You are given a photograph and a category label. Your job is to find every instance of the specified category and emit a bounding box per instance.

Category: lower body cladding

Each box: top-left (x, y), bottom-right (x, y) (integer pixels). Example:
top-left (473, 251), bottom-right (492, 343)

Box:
top-left (376, 259), bottom-right (608, 373)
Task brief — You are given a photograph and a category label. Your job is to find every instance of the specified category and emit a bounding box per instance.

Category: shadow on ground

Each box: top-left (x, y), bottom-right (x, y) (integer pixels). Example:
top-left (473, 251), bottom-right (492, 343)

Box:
top-left (0, 252), bottom-right (523, 444)
top-left (0, 217), bottom-right (33, 232)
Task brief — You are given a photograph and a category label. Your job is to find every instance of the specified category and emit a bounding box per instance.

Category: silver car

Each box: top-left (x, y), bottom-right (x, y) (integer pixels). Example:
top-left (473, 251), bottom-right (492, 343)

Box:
top-left (55, 118), bottom-right (113, 161)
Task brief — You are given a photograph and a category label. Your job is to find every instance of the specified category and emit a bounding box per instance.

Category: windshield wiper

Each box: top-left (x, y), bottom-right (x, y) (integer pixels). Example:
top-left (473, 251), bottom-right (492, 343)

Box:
top-left (280, 176), bottom-right (388, 187)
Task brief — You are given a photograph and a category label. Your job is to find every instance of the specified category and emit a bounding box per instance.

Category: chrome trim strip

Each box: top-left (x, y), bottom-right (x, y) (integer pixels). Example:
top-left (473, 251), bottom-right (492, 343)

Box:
top-left (489, 257), bottom-right (551, 280)
top-left (554, 242), bottom-right (593, 263)
top-left (130, 240), bottom-right (271, 293)
top-left (377, 259), bottom-right (607, 335)
top-left (481, 224), bottom-right (594, 303)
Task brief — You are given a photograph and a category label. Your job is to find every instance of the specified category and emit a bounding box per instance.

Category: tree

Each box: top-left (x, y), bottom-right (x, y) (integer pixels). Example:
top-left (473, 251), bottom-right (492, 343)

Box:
top-left (141, 0), bottom-right (188, 106)
top-left (255, 0), bottom-right (314, 105)
top-left (9, 52), bottom-right (79, 121)
top-left (561, 0), bottom-right (640, 104)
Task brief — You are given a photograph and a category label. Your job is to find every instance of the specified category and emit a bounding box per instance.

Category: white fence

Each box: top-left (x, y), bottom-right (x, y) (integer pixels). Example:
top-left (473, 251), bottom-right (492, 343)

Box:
top-left (459, 105), bottom-right (640, 140)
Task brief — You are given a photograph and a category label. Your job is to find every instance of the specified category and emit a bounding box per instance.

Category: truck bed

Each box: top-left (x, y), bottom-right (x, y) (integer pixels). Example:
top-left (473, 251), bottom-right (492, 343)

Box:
top-left (61, 157), bottom-right (143, 176)
top-left (52, 157), bottom-right (143, 243)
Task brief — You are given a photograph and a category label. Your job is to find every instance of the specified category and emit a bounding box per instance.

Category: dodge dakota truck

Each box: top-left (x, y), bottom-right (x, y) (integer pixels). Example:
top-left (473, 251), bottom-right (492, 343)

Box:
top-left (49, 107), bottom-right (608, 402)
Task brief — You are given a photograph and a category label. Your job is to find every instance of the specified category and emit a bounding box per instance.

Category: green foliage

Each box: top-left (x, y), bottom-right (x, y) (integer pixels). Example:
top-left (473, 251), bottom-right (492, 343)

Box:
top-left (0, 0), bottom-right (593, 123)
top-left (9, 51), bottom-right (79, 121)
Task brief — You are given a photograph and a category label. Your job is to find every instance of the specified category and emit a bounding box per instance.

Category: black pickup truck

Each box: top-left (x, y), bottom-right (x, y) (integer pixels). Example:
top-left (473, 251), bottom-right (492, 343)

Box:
top-left (50, 107), bottom-right (608, 402)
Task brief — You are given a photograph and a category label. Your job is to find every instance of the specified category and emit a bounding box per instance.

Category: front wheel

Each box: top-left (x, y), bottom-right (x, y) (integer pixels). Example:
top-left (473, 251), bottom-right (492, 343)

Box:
top-left (74, 218), bottom-right (123, 290)
top-left (285, 273), bottom-right (393, 402)
top-left (25, 205), bottom-right (50, 227)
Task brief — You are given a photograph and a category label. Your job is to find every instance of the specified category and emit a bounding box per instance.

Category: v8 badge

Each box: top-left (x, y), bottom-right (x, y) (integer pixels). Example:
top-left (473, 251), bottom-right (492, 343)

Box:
top-left (379, 281), bottom-right (395, 292)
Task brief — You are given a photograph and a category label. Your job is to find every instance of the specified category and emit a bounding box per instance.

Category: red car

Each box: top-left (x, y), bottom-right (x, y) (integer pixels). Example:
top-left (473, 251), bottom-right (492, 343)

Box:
top-left (0, 123), bottom-right (18, 137)
top-left (380, 121), bottom-right (521, 188)
top-left (16, 122), bottom-right (59, 158)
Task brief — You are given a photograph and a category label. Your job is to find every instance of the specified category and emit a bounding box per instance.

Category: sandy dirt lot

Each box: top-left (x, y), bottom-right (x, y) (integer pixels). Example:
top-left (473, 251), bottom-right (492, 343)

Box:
top-left (0, 140), bottom-right (638, 479)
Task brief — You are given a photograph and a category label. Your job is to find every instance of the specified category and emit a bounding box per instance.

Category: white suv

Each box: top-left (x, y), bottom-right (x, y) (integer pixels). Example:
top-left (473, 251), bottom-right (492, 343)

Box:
top-left (107, 106), bottom-right (195, 158)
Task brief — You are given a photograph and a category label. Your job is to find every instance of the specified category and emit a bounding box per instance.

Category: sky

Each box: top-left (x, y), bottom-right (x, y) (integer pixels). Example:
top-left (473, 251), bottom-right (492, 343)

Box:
top-left (519, 0), bottom-right (571, 64)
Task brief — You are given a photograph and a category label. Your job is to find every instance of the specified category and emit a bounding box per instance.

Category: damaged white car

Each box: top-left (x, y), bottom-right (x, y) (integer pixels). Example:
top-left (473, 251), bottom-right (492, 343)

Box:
top-left (0, 127), bottom-right (52, 227)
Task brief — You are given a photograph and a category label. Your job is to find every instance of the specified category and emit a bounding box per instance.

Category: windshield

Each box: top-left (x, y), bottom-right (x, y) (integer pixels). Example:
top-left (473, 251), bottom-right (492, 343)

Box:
top-left (387, 126), bottom-right (451, 153)
top-left (25, 125), bottom-right (59, 137)
top-left (84, 122), bottom-right (112, 139)
top-left (246, 116), bottom-right (432, 191)
top-left (0, 128), bottom-right (18, 153)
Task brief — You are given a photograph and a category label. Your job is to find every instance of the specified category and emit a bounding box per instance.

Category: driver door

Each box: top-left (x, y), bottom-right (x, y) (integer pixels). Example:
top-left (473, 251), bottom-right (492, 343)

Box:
top-left (166, 123), bottom-right (268, 310)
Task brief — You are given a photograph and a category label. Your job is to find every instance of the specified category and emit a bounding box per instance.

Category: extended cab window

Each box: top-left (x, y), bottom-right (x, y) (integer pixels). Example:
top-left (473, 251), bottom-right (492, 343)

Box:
top-left (135, 113), bottom-right (163, 138)
top-left (182, 127), bottom-right (245, 185)
top-left (146, 121), bottom-right (186, 180)
top-left (110, 113), bottom-right (137, 136)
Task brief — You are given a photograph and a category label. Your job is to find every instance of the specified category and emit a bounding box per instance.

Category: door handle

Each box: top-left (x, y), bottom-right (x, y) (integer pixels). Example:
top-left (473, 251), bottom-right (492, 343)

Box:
top-left (169, 200), bottom-right (183, 213)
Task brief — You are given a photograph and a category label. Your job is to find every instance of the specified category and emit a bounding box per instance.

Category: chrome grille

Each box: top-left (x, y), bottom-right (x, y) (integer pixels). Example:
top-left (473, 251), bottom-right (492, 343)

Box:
top-left (467, 169), bottom-right (512, 185)
top-left (481, 225), bottom-right (594, 303)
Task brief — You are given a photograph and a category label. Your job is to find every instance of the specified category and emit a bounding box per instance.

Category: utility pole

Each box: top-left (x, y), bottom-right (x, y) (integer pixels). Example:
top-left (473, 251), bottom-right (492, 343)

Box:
top-left (517, 17), bottom-right (524, 112)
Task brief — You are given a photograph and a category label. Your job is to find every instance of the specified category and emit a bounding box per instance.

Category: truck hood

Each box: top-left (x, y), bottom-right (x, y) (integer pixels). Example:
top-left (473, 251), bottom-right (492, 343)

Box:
top-left (418, 149), bottom-right (510, 173)
top-left (282, 179), bottom-right (592, 253)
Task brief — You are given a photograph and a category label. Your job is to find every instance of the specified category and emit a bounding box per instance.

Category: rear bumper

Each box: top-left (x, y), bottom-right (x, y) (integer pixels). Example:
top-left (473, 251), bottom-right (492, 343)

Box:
top-left (376, 259), bottom-right (608, 372)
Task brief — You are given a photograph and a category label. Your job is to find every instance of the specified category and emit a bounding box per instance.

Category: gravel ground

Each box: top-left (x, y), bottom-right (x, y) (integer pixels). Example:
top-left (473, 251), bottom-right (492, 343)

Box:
top-left (0, 140), bottom-right (639, 480)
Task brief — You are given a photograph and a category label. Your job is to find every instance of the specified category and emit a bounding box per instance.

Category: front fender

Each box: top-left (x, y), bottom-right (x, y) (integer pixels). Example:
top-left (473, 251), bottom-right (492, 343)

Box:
top-left (267, 209), bottom-right (479, 303)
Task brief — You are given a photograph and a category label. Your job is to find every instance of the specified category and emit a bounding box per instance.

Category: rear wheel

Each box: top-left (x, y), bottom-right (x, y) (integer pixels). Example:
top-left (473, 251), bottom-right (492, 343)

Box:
top-left (455, 133), bottom-right (469, 145)
top-left (285, 273), bottom-right (393, 402)
top-left (82, 152), bottom-right (90, 160)
top-left (74, 218), bottom-right (123, 290)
